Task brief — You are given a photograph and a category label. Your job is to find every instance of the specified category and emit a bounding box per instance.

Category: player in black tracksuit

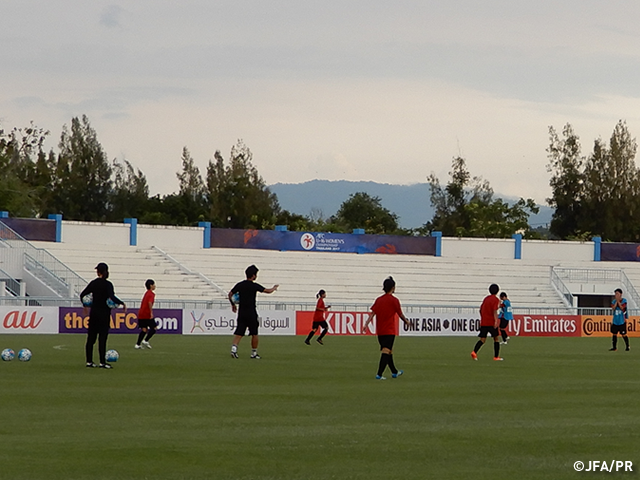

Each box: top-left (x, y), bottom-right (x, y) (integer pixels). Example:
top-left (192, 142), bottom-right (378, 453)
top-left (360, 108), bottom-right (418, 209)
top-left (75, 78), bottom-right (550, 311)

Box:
top-left (80, 263), bottom-right (126, 369)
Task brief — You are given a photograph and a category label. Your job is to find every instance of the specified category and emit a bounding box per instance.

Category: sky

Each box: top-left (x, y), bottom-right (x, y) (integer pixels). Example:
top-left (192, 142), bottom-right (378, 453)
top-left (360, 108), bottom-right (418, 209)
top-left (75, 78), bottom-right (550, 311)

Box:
top-left (2, 0), bottom-right (640, 205)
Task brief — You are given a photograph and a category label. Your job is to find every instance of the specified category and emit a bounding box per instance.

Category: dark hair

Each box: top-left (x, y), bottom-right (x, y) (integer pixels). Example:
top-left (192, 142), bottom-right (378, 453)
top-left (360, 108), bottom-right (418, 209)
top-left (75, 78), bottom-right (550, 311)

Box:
top-left (499, 292), bottom-right (507, 299)
top-left (145, 279), bottom-right (155, 290)
top-left (96, 262), bottom-right (109, 279)
top-left (383, 276), bottom-right (396, 293)
top-left (245, 264), bottom-right (259, 279)
top-left (489, 284), bottom-right (499, 295)
top-left (615, 288), bottom-right (623, 294)
top-left (316, 289), bottom-right (326, 299)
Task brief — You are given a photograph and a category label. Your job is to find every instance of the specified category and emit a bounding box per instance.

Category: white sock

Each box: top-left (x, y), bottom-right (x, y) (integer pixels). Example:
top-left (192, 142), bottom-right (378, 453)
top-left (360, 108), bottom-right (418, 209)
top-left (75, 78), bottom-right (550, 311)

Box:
top-left (231, 345), bottom-right (237, 353)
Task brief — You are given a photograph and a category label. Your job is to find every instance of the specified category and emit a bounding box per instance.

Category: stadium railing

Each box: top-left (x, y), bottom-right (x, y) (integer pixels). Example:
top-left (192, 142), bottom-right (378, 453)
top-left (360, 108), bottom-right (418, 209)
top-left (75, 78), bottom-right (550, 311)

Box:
top-left (0, 222), bottom-right (86, 297)
top-left (150, 246), bottom-right (228, 298)
top-left (552, 266), bottom-right (640, 309)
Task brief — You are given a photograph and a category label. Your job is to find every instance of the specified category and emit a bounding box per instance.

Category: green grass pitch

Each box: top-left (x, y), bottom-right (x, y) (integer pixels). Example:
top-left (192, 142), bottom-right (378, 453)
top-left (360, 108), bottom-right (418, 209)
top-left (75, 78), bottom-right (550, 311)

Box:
top-left (0, 334), bottom-right (638, 480)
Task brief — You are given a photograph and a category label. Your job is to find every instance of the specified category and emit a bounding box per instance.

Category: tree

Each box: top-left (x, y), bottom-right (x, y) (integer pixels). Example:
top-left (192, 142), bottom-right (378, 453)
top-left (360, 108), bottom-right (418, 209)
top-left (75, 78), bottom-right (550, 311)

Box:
top-left (547, 120), bottom-right (640, 241)
top-left (205, 140), bottom-right (280, 228)
top-left (173, 146), bottom-right (207, 224)
top-left (108, 158), bottom-right (150, 221)
top-left (581, 121), bottom-right (640, 241)
top-left (51, 115), bottom-right (112, 221)
top-left (546, 124), bottom-right (585, 239)
top-left (425, 156), bottom-right (538, 238)
top-left (333, 192), bottom-right (399, 234)
top-left (0, 122), bottom-right (50, 217)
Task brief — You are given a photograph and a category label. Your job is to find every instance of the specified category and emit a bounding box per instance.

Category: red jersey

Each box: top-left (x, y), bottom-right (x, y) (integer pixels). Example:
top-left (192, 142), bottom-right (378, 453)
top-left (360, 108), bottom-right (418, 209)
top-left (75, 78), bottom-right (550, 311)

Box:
top-left (371, 293), bottom-right (403, 335)
top-left (314, 297), bottom-right (326, 322)
top-left (480, 294), bottom-right (500, 327)
top-left (138, 290), bottom-right (155, 320)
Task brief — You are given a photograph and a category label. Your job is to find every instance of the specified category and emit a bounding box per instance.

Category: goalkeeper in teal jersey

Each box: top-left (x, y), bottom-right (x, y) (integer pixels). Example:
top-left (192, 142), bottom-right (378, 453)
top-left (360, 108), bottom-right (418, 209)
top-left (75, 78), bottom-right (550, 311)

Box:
top-left (499, 292), bottom-right (513, 345)
top-left (610, 288), bottom-right (630, 352)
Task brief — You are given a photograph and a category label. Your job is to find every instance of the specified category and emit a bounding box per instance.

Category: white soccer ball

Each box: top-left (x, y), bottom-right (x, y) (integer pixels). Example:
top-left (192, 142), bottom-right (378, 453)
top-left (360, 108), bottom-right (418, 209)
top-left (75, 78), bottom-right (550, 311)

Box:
top-left (18, 348), bottom-right (32, 362)
top-left (106, 298), bottom-right (118, 309)
top-left (1, 348), bottom-right (15, 361)
top-left (232, 292), bottom-right (240, 305)
top-left (81, 293), bottom-right (93, 307)
top-left (105, 349), bottom-right (119, 362)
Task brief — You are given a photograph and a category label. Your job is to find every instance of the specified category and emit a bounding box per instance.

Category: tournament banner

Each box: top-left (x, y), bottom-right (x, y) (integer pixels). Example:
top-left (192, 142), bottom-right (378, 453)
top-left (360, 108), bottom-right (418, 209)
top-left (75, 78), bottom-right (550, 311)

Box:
top-left (0, 306), bottom-right (58, 334)
top-left (581, 315), bottom-right (640, 337)
top-left (296, 311), bottom-right (376, 336)
top-left (58, 308), bottom-right (183, 334)
top-left (506, 314), bottom-right (581, 337)
top-left (210, 228), bottom-right (436, 256)
top-left (0, 217), bottom-right (57, 242)
top-left (399, 313), bottom-right (481, 336)
top-left (600, 243), bottom-right (640, 262)
top-left (183, 309), bottom-right (295, 335)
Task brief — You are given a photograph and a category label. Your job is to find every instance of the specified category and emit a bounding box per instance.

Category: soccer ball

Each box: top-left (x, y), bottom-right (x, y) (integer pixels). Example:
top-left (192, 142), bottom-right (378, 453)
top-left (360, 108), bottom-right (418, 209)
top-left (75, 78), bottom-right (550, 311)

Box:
top-left (105, 349), bottom-right (119, 362)
top-left (106, 298), bottom-right (119, 309)
top-left (81, 293), bottom-right (93, 307)
top-left (1, 348), bottom-right (15, 361)
top-left (18, 349), bottom-right (32, 362)
top-left (232, 292), bottom-right (240, 305)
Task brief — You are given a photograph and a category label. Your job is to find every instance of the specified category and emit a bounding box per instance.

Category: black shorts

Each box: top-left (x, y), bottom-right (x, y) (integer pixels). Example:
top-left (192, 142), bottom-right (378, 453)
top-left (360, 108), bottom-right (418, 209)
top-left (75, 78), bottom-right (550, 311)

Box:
top-left (234, 311), bottom-right (259, 336)
top-left (377, 335), bottom-right (395, 350)
top-left (478, 326), bottom-right (499, 338)
top-left (611, 323), bottom-right (627, 335)
top-left (138, 319), bottom-right (156, 330)
top-left (499, 319), bottom-right (509, 330)
top-left (312, 321), bottom-right (329, 331)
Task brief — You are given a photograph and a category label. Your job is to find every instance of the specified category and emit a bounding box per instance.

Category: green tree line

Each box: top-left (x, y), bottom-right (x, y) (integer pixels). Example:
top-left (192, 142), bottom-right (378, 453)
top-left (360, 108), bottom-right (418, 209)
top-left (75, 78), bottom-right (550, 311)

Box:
top-left (1, 115), bottom-right (638, 241)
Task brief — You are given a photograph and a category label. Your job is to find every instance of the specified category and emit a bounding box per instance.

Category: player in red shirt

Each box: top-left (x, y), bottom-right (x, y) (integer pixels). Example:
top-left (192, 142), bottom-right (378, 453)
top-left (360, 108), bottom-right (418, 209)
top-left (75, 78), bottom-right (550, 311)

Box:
top-left (471, 283), bottom-right (503, 361)
top-left (363, 276), bottom-right (410, 380)
top-left (135, 279), bottom-right (156, 349)
top-left (305, 289), bottom-right (331, 345)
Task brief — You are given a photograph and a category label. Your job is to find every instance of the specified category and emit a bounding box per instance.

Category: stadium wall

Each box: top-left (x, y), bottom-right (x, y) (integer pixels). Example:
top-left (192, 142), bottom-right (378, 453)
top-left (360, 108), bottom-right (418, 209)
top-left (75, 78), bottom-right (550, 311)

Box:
top-left (1, 217), bottom-right (598, 261)
top-left (4, 305), bottom-right (637, 338)
top-left (0, 215), bottom-right (610, 262)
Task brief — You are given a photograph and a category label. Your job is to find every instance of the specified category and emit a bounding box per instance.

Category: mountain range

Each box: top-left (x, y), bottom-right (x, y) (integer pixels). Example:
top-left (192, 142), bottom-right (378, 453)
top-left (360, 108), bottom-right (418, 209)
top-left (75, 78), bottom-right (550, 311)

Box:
top-left (269, 180), bottom-right (553, 229)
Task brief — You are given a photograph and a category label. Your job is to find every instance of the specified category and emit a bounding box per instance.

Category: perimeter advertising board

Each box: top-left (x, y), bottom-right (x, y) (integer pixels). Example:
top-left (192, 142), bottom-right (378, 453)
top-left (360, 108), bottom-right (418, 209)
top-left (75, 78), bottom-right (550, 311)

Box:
top-left (296, 311), bottom-right (376, 335)
top-left (400, 313), bottom-right (481, 336)
top-left (297, 312), bottom-right (582, 337)
top-left (581, 316), bottom-right (640, 337)
top-left (506, 314), bottom-right (581, 337)
top-left (58, 308), bottom-right (183, 334)
top-left (0, 307), bottom-right (58, 334)
top-left (183, 309), bottom-right (295, 335)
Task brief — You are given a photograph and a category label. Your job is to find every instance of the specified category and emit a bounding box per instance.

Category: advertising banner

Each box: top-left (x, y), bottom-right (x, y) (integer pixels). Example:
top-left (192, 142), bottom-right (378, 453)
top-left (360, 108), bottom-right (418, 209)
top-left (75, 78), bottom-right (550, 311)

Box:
top-left (58, 308), bottom-right (183, 334)
top-left (505, 314), bottom-right (581, 337)
top-left (183, 309), bottom-right (295, 335)
top-left (296, 311), bottom-right (376, 335)
top-left (210, 228), bottom-right (436, 256)
top-left (0, 218), bottom-right (57, 242)
top-left (400, 313), bottom-right (481, 336)
top-left (581, 315), bottom-right (640, 337)
top-left (600, 243), bottom-right (640, 262)
top-left (0, 307), bottom-right (58, 334)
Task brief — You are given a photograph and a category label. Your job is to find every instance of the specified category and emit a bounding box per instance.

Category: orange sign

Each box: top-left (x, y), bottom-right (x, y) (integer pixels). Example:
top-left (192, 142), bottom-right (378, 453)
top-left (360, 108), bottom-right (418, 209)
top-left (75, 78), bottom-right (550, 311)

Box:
top-left (581, 316), bottom-right (640, 337)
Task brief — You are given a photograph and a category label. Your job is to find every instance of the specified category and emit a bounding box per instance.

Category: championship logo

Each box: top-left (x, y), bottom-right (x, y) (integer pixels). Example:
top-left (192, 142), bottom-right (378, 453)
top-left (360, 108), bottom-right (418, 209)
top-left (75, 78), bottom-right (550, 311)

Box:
top-left (300, 233), bottom-right (315, 250)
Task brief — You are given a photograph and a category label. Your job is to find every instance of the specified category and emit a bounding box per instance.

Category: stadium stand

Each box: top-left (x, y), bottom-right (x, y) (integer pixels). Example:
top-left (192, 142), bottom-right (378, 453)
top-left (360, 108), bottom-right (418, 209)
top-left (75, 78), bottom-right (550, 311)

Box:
top-left (26, 239), bottom-right (640, 313)
top-left (28, 240), bottom-right (568, 310)
top-left (30, 242), bottom-right (226, 303)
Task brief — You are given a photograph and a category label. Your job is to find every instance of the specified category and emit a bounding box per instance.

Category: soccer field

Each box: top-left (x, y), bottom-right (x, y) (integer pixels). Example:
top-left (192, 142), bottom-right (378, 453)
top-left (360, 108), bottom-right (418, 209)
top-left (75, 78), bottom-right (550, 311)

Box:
top-left (1, 334), bottom-right (638, 480)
